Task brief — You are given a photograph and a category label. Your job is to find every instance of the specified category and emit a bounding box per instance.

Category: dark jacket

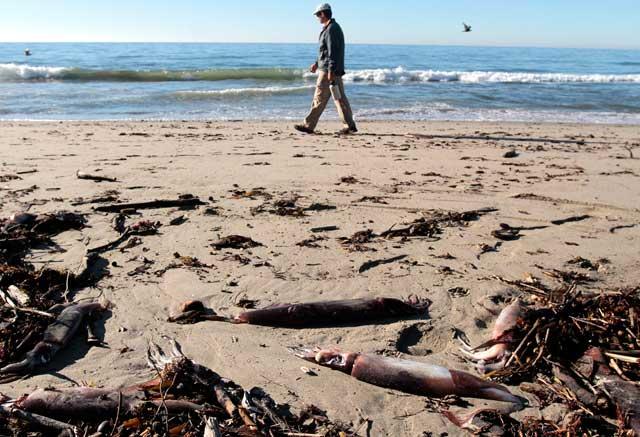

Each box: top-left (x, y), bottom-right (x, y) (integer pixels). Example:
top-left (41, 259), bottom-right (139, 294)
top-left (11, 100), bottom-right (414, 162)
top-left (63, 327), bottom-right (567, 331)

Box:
top-left (317, 19), bottom-right (345, 76)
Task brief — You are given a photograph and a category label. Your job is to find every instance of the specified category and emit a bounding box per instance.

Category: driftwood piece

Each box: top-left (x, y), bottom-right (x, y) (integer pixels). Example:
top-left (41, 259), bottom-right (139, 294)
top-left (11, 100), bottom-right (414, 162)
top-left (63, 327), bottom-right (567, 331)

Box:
top-left (76, 170), bottom-right (117, 183)
top-left (94, 196), bottom-right (205, 213)
top-left (358, 255), bottom-right (407, 273)
top-left (551, 215), bottom-right (591, 225)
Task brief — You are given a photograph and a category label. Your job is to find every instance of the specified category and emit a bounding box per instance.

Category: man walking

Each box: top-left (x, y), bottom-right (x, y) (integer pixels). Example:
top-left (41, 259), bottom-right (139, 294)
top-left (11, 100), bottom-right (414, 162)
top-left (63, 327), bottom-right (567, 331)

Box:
top-left (295, 3), bottom-right (358, 135)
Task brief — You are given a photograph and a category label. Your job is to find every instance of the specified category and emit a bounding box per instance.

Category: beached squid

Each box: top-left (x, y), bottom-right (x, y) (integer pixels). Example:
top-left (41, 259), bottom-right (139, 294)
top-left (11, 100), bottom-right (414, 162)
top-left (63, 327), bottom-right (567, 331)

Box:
top-left (291, 346), bottom-right (523, 406)
top-left (0, 301), bottom-right (109, 378)
top-left (458, 299), bottom-right (523, 374)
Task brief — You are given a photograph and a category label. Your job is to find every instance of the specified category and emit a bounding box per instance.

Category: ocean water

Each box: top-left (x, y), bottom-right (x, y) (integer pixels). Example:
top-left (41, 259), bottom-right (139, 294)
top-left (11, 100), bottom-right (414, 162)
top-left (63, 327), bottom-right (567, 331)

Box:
top-left (1, 43), bottom-right (639, 123)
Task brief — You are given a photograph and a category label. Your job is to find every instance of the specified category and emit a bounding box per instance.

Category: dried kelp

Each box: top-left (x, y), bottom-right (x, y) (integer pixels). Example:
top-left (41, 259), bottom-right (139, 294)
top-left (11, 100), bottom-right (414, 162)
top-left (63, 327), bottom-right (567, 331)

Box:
top-left (0, 342), bottom-right (356, 436)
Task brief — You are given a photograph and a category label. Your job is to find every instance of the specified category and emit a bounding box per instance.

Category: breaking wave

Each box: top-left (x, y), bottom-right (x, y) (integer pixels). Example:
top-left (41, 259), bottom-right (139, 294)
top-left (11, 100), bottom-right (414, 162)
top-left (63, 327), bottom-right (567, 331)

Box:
top-left (172, 85), bottom-right (313, 99)
top-left (2, 63), bottom-right (640, 84)
top-left (340, 67), bottom-right (640, 84)
top-left (0, 64), bottom-right (304, 82)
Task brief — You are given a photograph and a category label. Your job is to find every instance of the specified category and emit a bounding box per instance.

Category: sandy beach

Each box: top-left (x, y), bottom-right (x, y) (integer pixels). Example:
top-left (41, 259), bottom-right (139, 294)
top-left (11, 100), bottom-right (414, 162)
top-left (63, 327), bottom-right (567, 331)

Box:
top-left (1, 120), bottom-right (639, 435)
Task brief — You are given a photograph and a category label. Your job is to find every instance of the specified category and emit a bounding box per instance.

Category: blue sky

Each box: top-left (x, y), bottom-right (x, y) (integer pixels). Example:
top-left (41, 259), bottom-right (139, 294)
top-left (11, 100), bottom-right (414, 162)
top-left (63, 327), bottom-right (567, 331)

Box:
top-left (0, 0), bottom-right (638, 49)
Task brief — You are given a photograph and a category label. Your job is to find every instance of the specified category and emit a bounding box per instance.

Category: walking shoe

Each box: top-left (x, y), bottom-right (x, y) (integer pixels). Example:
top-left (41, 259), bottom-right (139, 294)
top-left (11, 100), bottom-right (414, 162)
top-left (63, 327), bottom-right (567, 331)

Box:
top-left (294, 124), bottom-right (315, 134)
top-left (338, 126), bottom-right (358, 135)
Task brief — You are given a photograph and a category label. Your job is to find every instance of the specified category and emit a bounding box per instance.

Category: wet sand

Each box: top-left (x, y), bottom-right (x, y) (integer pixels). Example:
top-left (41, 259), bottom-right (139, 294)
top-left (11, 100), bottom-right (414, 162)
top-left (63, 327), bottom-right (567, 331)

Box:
top-left (1, 120), bottom-right (639, 435)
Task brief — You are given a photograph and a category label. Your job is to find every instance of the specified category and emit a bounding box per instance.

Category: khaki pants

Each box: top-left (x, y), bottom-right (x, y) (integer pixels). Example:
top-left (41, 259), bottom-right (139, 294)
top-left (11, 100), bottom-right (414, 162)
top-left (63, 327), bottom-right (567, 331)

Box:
top-left (304, 71), bottom-right (356, 131)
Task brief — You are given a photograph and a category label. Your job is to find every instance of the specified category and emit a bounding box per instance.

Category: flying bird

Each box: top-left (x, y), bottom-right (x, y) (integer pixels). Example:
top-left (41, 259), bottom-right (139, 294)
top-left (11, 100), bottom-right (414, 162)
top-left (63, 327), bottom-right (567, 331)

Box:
top-left (462, 23), bottom-right (472, 33)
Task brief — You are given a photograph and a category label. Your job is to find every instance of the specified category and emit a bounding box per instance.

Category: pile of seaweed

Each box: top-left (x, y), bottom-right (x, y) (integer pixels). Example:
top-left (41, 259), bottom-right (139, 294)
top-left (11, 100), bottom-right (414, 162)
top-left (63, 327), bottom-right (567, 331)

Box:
top-left (0, 211), bottom-right (92, 381)
top-left (0, 345), bottom-right (356, 436)
top-left (482, 275), bottom-right (640, 435)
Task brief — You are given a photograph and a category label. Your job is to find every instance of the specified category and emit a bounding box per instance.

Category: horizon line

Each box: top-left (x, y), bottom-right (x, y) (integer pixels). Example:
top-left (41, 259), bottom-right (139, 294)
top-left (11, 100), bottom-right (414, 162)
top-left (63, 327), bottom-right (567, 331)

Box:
top-left (2, 41), bottom-right (639, 51)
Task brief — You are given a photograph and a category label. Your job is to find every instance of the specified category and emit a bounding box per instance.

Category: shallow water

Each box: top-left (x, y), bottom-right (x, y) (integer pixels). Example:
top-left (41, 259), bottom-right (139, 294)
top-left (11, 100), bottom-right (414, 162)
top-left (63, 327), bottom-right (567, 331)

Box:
top-left (1, 43), bottom-right (639, 123)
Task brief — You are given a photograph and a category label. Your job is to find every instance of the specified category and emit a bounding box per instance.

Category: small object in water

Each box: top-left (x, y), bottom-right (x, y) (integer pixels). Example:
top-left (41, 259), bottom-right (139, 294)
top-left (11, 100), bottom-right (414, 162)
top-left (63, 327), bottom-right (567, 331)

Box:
top-left (76, 170), bottom-right (117, 183)
top-left (211, 235), bottom-right (263, 250)
top-left (459, 299), bottom-right (522, 374)
top-left (290, 346), bottom-right (522, 404)
top-left (24, 48), bottom-right (31, 56)
top-left (0, 301), bottom-right (109, 376)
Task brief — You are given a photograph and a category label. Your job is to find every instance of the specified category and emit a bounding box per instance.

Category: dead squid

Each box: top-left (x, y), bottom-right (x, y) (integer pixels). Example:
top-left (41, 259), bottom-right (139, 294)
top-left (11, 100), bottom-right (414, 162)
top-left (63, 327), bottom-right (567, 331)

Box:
top-left (291, 346), bottom-right (523, 405)
top-left (0, 301), bottom-right (109, 376)
top-left (169, 296), bottom-right (430, 327)
top-left (459, 299), bottom-right (522, 374)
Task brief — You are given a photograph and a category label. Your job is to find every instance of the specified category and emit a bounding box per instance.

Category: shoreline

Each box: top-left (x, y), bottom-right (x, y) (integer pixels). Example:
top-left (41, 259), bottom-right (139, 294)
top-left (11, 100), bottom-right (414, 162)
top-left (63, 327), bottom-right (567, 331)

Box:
top-left (1, 120), bottom-right (639, 435)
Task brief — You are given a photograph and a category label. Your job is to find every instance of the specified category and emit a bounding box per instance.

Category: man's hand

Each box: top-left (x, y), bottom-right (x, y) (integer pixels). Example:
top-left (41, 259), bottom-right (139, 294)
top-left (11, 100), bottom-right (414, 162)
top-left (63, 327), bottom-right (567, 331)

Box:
top-left (310, 63), bottom-right (318, 73)
top-left (327, 71), bottom-right (335, 83)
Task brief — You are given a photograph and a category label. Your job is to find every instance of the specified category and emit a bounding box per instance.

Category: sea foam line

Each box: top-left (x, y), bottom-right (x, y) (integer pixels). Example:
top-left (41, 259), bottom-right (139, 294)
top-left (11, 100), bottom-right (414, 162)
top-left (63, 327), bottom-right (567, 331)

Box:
top-left (1, 63), bottom-right (640, 84)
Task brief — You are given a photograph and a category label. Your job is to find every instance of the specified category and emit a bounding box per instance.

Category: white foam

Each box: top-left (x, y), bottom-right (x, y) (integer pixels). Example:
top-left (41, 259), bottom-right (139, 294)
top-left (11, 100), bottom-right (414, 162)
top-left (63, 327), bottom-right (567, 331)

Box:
top-left (173, 85), bottom-right (313, 98)
top-left (337, 66), bottom-right (640, 84)
top-left (0, 63), bottom-right (67, 81)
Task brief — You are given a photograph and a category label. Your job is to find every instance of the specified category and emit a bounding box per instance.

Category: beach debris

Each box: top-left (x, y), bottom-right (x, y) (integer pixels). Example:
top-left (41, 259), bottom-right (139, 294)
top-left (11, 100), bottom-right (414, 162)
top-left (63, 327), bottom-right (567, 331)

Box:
top-left (0, 301), bottom-right (109, 378)
top-left (468, 279), bottom-right (640, 434)
top-left (2, 211), bottom-right (85, 235)
top-left (491, 223), bottom-right (548, 241)
top-left (230, 186), bottom-right (272, 200)
top-left (566, 256), bottom-right (609, 272)
top-left (168, 296), bottom-right (430, 327)
top-left (338, 229), bottom-right (377, 252)
top-left (87, 220), bottom-right (160, 256)
top-left (296, 234), bottom-right (327, 248)
top-left (310, 225), bottom-right (339, 233)
top-left (305, 202), bottom-right (337, 212)
top-left (1, 341), bottom-right (355, 436)
top-left (354, 196), bottom-right (388, 204)
top-left (458, 299), bottom-right (522, 374)
top-left (71, 190), bottom-right (120, 206)
top-left (290, 346), bottom-right (523, 405)
top-left (447, 287), bottom-right (470, 298)
top-left (211, 235), bottom-right (263, 250)
top-left (477, 242), bottom-right (501, 259)
top-left (155, 253), bottom-right (211, 277)
top-left (358, 254), bottom-right (408, 273)
top-left (609, 223), bottom-right (637, 233)
top-left (167, 300), bottom-right (218, 324)
top-left (380, 207), bottom-right (497, 240)
top-left (541, 268), bottom-right (594, 284)
top-left (76, 170), bottom-right (117, 183)
top-left (503, 149), bottom-right (519, 158)
top-left (551, 214), bottom-right (591, 225)
top-left (168, 214), bottom-right (188, 226)
top-left (338, 176), bottom-right (359, 184)
top-left (94, 195), bottom-right (205, 213)
top-left (251, 194), bottom-right (305, 217)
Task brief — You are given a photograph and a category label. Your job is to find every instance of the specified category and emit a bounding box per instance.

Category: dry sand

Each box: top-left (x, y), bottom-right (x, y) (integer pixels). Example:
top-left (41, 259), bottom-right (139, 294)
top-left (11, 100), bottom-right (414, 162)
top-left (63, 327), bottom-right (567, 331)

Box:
top-left (1, 120), bottom-right (639, 435)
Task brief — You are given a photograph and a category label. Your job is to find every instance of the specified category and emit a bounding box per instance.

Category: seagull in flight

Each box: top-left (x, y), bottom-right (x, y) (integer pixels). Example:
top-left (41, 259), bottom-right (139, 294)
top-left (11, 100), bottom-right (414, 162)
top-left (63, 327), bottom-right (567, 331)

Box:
top-left (462, 23), bottom-right (472, 33)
